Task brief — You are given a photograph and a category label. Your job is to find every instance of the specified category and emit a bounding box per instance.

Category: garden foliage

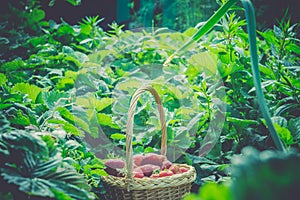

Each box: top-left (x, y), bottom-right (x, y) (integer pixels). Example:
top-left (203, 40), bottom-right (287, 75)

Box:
top-left (0, 0), bottom-right (299, 199)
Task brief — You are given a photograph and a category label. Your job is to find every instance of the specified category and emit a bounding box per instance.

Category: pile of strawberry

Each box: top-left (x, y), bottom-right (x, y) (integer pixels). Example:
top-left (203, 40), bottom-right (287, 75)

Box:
top-left (104, 153), bottom-right (188, 178)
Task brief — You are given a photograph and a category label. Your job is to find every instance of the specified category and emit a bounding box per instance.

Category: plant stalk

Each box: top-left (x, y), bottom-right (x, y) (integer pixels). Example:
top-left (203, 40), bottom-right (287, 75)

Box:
top-left (241, 0), bottom-right (285, 151)
top-left (163, 0), bottom-right (239, 66)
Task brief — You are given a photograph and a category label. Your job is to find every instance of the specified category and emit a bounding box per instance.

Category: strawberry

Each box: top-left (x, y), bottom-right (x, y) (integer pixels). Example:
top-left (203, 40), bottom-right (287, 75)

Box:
top-left (150, 173), bottom-right (160, 178)
top-left (159, 170), bottom-right (174, 177)
top-left (161, 160), bottom-right (172, 170)
top-left (104, 158), bottom-right (125, 169)
top-left (138, 164), bottom-right (160, 177)
top-left (179, 167), bottom-right (188, 173)
top-left (133, 167), bottom-right (144, 178)
top-left (104, 158), bottom-right (125, 176)
top-left (104, 167), bottom-right (118, 176)
top-left (142, 153), bottom-right (166, 167)
top-left (169, 164), bottom-right (181, 174)
top-left (133, 154), bottom-right (144, 166)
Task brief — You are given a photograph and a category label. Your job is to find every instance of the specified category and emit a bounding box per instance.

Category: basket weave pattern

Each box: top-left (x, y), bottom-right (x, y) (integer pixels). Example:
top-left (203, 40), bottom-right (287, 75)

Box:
top-left (101, 86), bottom-right (196, 200)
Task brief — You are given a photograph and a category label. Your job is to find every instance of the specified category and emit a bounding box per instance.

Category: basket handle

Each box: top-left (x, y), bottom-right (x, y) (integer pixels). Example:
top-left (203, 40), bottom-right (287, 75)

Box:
top-left (125, 85), bottom-right (167, 180)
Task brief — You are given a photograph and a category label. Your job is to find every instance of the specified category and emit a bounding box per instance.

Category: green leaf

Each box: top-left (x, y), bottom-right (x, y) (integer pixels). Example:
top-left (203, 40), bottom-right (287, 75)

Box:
top-left (86, 109), bottom-right (100, 138)
top-left (115, 78), bottom-right (143, 92)
top-left (1, 130), bottom-right (48, 158)
top-left (90, 169), bottom-right (107, 176)
top-left (55, 77), bottom-right (74, 91)
top-left (28, 9), bottom-right (45, 24)
top-left (9, 109), bottom-right (31, 126)
top-left (110, 133), bottom-right (126, 140)
top-left (66, 0), bottom-right (81, 6)
top-left (1, 59), bottom-right (25, 72)
top-left (76, 95), bottom-right (115, 112)
top-left (0, 104), bottom-right (12, 110)
top-left (193, 182), bottom-right (232, 200)
top-left (228, 117), bottom-right (259, 130)
top-left (43, 91), bottom-right (69, 110)
top-left (12, 83), bottom-right (43, 103)
top-left (97, 113), bottom-right (119, 129)
top-left (274, 124), bottom-right (293, 145)
top-left (57, 107), bottom-right (91, 134)
top-left (1, 172), bottom-right (55, 197)
top-left (47, 119), bottom-right (83, 136)
top-left (289, 118), bottom-right (300, 140)
top-left (88, 50), bottom-right (117, 63)
top-left (0, 73), bottom-right (7, 85)
top-left (286, 43), bottom-right (300, 54)
top-left (187, 52), bottom-right (218, 74)
top-left (185, 153), bottom-right (216, 165)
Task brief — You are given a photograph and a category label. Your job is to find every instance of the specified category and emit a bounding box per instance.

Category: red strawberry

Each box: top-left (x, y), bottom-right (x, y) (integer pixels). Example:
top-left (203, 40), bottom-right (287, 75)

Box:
top-left (133, 154), bottom-right (144, 166)
top-left (138, 164), bottom-right (160, 177)
top-left (159, 170), bottom-right (173, 177)
top-left (161, 160), bottom-right (172, 170)
top-left (104, 158), bottom-right (125, 169)
top-left (142, 153), bottom-right (166, 167)
top-left (179, 167), bottom-right (188, 173)
top-left (150, 173), bottom-right (160, 178)
top-left (133, 167), bottom-right (144, 178)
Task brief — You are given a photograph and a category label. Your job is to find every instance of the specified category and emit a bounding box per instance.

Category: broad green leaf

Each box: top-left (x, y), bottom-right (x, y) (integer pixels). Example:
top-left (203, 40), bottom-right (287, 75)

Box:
top-left (74, 51), bottom-right (89, 64)
top-left (76, 95), bottom-right (115, 112)
top-left (43, 91), bottom-right (69, 110)
top-left (289, 118), bottom-right (300, 140)
top-left (187, 52), bottom-right (218, 74)
top-left (185, 153), bottom-right (216, 165)
top-left (55, 77), bottom-right (74, 91)
top-left (166, 85), bottom-right (184, 99)
top-left (115, 78), bottom-right (143, 92)
top-left (274, 124), bottom-right (293, 145)
top-left (2, 130), bottom-right (48, 157)
top-left (12, 83), bottom-right (43, 103)
top-left (9, 110), bottom-right (31, 126)
top-left (1, 59), bottom-right (25, 72)
top-left (228, 117), bottom-right (259, 130)
top-left (47, 119), bottom-right (82, 136)
top-left (28, 9), bottom-right (45, 23)
top-left (86, 109), bottom-right (100, 138)
top-left (1, 172), bottom-right (55, 197)
top-left (0, 73), bottom-right (7, 85)
top-left (174, 127), bottom-right (191, 149)
top-left (110, 133), bottom-right (126, 140)
top-left (90, 169), bottom-right (107, 176)
top-left (186, 182), bottom-right (232, 200)
top-left (88, 50), bottom-right (117, 63)
top-left (97, 113), bottom-right (119, 129)
top-left (0, 104), bottom-right (12, 110)
top-left (57, 107), bottom-right (90, 134)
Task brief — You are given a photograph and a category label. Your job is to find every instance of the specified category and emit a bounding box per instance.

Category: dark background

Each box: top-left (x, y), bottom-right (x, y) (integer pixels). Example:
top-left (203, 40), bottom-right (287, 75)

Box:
top-left (0, 0), bottom-right (299, 31)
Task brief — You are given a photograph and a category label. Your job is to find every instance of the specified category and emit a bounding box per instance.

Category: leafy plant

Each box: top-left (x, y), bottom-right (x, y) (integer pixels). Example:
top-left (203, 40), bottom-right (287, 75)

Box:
top-left (0, 129), bottom-right (94, 200)
top-left (230, 147), bottom-right (300, 200)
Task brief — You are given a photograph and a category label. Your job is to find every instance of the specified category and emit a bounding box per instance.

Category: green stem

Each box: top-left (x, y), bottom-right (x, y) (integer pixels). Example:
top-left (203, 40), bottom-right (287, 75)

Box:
top-left (163, 0), bottom-right (239, 66)
top-left (241, 0), bottom-right (285, 151)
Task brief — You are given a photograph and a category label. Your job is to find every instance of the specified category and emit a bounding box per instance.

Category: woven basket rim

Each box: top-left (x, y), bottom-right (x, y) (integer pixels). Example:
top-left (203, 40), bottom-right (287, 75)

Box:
top-left (101, 163), bottom-right (196, 191)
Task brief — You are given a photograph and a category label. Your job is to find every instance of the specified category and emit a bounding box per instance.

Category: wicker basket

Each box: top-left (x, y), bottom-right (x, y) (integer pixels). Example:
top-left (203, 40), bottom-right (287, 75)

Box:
top-left (101, 85), bottom-right (196, 200)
